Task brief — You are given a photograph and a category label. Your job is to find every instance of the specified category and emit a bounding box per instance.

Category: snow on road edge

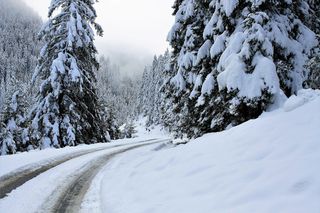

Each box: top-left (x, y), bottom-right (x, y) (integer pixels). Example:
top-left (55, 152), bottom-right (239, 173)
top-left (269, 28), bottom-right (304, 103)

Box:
top-left (91, 89), bottom-right (320, 213)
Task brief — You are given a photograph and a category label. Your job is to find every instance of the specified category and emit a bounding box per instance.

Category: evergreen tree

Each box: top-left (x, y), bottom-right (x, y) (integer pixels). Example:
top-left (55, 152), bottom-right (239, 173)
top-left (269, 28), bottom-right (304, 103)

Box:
top-left (305, 1), bottom-right (320, 89)
top-left (307, 0), bottom-right (320, 35)
top-left (137, 67), bottom-right (151, 116)
top-left (30, 0), bottom-right (107, 149)
top-left (162, 0), bottom-right (318, 138)
top-left (138, 51), bottom-right (170, 127)
top-left (153, 50), bottom-right (171, 125)
top-left (0, 90), bottom-right (29, 155)
top-left (98, 99), bottom-right (121, 140)
top-left (162, 0), bottom-right (205, 137)
top-left (306, 53), bottom-right (320, 89)
top-left (96, 57), bottom-right (121, 140)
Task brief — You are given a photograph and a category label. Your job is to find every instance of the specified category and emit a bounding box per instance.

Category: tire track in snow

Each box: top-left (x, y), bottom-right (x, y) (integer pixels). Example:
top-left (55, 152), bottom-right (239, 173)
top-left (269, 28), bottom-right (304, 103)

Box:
top-left (41, 139), bottom-right (170, 213)
top-left (0, 139), bottom-right (158, 199)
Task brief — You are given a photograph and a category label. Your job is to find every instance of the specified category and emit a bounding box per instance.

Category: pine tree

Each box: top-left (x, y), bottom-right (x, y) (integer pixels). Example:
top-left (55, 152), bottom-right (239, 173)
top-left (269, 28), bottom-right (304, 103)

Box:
top-left (153, 50), bottom-right (171, 125)
top-left (30, 0), bottom-right (107, 149)
top-left (162, 0), bottom-right (318, 138)
top-left (99, 100), bottom-right (121, 140)
top-left (162, 0), bottom-right (205, 137)
top-left (208, 0), bottom-right (317, 130)
top-left (306, 53), bottom-right (320, 89)
top-left (0, 90), bottom-right (29, 155)
top-left (137, 51), bottom-right (170, 128)
top-left (305, 1), bottom-right (320, 89)
top-left (95, 57), bottom-right (121, 140)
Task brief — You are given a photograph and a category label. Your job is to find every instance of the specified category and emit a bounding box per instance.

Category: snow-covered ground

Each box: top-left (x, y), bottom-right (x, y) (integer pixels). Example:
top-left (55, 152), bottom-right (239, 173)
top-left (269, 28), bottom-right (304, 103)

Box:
top-left (0, 139), bottom-right (167, 213)
top-left (0, 137), bottom-right (164, 178)
top-left (85, 89), bottom-right (320, 213)
top-left (134, 116), bottom-right (169, 139)
top-left (0, 89), bottom-right (319, 213)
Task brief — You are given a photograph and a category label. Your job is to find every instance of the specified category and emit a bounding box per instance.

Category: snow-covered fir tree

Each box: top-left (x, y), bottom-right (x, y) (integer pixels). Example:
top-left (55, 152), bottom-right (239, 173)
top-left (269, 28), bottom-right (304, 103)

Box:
top-left (96, 57), bottom-right (121, 140)
top-left (0, 89), bottom-right (30, 155)
top-left (138, 51), bottom-right (170, 127)
top-left (160, 0), bottom-right (214, 137)
top-left (162, 0), bottom-right (318, 138)
top-left (30, 0), bottom-right (108, 149)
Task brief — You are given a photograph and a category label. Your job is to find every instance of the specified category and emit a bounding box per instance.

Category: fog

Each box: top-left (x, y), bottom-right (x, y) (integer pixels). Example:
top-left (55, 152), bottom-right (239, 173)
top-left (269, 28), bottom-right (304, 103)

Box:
top-left (22, 0), bottom-right (174, 78)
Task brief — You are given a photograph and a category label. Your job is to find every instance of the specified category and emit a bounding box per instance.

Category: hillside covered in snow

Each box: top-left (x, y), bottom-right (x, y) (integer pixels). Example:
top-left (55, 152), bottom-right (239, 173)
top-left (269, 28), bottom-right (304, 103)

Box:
top-left (96, 89), bottom-right (320, 213)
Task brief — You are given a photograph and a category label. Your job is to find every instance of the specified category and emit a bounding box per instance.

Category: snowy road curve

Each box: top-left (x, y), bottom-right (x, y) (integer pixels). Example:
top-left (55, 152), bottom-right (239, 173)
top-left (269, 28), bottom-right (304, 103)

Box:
top-left (0, 139), bottom-right (157, 199)
top-left (0, 139), bottom-right (170, 213)
top-left (47, 143), bottom-right (159, 213)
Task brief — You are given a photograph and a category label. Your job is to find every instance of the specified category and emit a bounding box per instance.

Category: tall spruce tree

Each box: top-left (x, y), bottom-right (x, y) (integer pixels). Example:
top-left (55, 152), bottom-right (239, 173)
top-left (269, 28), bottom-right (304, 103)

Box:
top-left (30, 0), bottom-right (107, 149)
top-left (162, 0), bottom-right (205, 137)
top-left (0, 90), bottom-right (29, 155)
top-left (162, 0), bottom-right (318, 138)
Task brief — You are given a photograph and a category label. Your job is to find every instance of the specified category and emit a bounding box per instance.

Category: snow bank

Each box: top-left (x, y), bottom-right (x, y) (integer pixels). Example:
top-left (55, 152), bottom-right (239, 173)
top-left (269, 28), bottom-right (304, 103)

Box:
top-left (0, 142), bottom-right (163, 213)
top-left (283, 89), bottom-right (320, 112)
top-left (96, 89), bottom-right (320, 213)
top-left (0, 138), bottom-right (159, 177)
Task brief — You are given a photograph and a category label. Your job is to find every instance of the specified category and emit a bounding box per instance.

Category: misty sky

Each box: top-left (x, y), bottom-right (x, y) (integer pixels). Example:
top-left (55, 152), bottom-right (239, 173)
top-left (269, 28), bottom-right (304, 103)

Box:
top-left (22, 0), bottom-right (174, 78)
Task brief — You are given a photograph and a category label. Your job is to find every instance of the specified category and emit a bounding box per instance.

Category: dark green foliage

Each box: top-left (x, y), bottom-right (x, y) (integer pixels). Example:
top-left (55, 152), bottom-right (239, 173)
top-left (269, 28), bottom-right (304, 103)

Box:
top-left (29, 0), bottom-right (108, 148)
top-left (0, 90), bottom-right (32, 155)
top-left (160, 0), bottom-right (317, 139)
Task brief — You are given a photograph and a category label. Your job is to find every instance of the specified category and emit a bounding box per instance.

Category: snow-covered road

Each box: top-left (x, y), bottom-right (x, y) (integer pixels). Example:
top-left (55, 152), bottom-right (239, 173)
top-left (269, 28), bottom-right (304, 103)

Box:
top-left (0, 139), bottom-right (170, 213)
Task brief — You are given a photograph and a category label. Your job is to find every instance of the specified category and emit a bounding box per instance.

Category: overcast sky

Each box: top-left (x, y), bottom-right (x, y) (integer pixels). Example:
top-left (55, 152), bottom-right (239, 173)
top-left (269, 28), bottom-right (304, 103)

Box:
top-left (22, 0), bottom-right (174, 78)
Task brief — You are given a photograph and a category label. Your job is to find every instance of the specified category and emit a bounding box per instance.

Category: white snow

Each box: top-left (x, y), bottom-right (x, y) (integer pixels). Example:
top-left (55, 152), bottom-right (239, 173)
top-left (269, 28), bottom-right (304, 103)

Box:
top-left (283, 89), bottom-right (320, 112)
top-left (170, 70), bottom-right (186, 91)
top-left (210, 33), bottom-right (226, 59)
top-left (221, 0), bottom-right (239, 16)
top-left (195, 73), bottom-right (216, 106)
top-left (1, 90), bottom-right (319, 213)
top-left (134, 117), bottom-right (169, 140)
top-left (0, 141), bottom-right (163, 213)
top-left (84, 89), bottom-right (320, 213)
top-left (0, 138), bottom-right (162, 177)
top-left (189, 74), bottom-right (203, 98)
top-left (195, 40), bottom-right (212, 65)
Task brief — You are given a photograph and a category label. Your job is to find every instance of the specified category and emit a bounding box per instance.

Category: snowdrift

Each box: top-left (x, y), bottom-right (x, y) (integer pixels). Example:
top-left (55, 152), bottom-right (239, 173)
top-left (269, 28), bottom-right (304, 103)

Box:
top-left (98, 89), bottom-right (320, 213)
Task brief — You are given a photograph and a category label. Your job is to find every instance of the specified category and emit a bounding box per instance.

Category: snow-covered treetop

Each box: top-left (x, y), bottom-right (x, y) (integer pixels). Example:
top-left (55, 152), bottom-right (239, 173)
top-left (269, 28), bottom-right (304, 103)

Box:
top-left (33, 0), bottom-right (104, 87)
top-left (42, 0), bottom-right (103, 50)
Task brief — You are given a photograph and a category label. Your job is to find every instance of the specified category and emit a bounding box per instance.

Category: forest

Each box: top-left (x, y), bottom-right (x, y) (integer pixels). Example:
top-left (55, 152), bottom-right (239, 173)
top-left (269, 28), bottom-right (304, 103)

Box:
top-left (0, 0), bottom-right (319, 155)
top-left (0, 0), bottom-right (320, 212)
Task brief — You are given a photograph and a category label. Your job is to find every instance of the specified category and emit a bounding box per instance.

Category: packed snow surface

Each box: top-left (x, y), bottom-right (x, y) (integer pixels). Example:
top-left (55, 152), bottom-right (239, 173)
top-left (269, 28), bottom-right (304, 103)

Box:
top-left (0, 138), bottom-right (161, 177)
top-left (89, 89), bottom-right (320, 213)
top-left (0, 139), bottom-right (165, 213)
